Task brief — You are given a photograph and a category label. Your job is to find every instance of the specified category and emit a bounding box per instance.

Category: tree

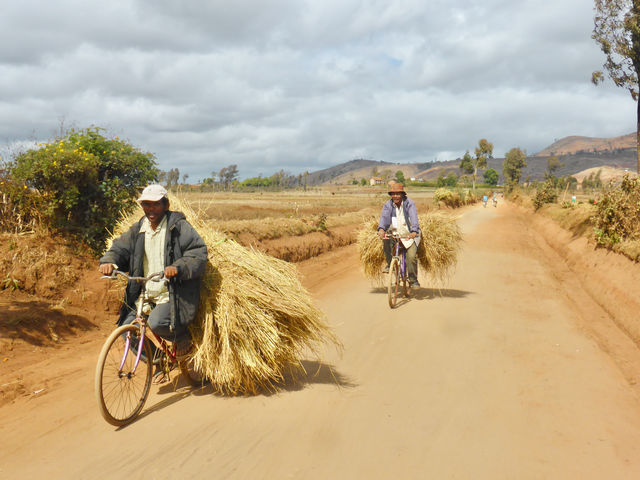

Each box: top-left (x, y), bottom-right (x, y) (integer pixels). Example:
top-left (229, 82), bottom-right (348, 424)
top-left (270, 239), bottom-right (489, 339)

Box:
top-left (436, 171), bottom-right (458, 187)
top-left (592, 0), bottom-right (640, 172)
top-left (483, 168), bottom-right (499, 186)
top-left (219, 164), bottom-right (239, 190)
top-left (182, 173), bottom-right (189, 184)
top-left (395, 170), bottom-right (405, 184)
top-left (502, 147), bottom-right (527, 190)
top-left (544, 155), bottom-right (564, 185)
top-left (165, 168), bottom-right (180, 189)
top-left (360, 177), bottom-right (368, 186)
top-left (459, 151), bottom-right (473, 176)
top-left (460, 139), bottom-right (493, 190)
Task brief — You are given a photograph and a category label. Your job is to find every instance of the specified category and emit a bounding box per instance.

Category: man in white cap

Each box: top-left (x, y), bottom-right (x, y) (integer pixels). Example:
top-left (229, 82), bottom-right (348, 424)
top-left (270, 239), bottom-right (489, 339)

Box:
top-left (99, 184), bottom-right (207, 381)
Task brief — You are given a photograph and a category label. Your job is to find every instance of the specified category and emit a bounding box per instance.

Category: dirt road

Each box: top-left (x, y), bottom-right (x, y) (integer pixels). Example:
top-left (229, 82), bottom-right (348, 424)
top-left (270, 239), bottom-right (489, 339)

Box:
top-left (2, 202), bottom-right (640, 479)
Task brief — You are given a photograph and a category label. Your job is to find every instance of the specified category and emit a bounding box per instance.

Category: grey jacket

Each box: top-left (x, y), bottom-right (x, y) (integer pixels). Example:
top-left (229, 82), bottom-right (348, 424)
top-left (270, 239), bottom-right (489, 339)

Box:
top-left (99, 211), bottom-right (208, 330)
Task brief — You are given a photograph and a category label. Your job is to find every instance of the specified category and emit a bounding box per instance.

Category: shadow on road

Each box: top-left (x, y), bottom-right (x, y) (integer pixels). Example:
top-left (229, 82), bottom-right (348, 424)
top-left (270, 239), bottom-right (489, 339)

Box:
top-left (117, 361), bottom-right (355, 428)
top-left (369, 287), bottom-right (473, 301)
top-left (0, 300), bottom-right (96, 346)
top-left (276, 360), bottom-right (357, 394)
top-left (412, 288), bottom-right (473, 300)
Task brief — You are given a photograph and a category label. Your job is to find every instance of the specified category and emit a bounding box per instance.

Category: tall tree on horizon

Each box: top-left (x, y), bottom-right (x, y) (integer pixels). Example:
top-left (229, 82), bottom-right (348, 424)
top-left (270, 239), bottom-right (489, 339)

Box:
top-left (592, 0), bottom-right (640, 172)
top-left (502, 147), bottom-right (527, 191)
top-left (460, 139), bottom-right (493, 190)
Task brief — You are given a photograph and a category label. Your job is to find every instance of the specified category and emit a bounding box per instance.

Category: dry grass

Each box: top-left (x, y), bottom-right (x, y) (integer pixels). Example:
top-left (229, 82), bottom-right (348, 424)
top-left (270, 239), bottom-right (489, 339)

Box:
top-left (539, 202), bottom-right (595, 238)
top-left (357, 212), bottom-right (462, 285)
top-left (415, 213), bottom-right (463, 283)
top-left (108, 196), bottom-right (341, 395)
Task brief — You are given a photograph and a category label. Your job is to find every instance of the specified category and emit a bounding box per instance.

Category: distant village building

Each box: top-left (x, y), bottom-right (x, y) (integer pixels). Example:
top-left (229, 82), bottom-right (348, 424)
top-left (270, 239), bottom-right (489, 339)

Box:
top-left (369, 177), bottom-right (384, 186)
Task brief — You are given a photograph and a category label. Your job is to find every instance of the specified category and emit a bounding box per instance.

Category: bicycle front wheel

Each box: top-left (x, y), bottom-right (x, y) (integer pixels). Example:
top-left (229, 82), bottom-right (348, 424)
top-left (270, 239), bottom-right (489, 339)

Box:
top-left (95, 324), bottom-right (153, 426)
top-left (388, 257), bottom-right (400, 308)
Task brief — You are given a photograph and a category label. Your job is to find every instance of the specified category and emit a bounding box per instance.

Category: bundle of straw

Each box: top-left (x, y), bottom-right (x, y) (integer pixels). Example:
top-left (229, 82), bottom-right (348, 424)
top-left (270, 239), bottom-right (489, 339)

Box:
top-left (357, 213), bottom-right (462, 285)
top-left (107, 195), bottom-right (340, 394)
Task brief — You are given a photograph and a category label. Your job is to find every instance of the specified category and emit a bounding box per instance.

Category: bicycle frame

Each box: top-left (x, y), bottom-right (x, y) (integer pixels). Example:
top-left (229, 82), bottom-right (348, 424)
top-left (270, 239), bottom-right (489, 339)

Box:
top-left (105, 271), bottom-right (176, 375)
top-left (390, 235), bottom-right (408, 282)
top-left (96, 270), bottom-right (205, 426)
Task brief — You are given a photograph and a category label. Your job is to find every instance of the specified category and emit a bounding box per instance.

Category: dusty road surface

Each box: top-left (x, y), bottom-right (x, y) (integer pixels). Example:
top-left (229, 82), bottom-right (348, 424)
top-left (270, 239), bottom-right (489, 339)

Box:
top-left (2, 202), bottom-right (640, 479)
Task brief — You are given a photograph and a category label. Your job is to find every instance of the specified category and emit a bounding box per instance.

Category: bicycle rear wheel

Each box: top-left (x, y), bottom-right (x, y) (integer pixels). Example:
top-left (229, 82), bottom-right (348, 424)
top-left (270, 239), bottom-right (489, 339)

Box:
top-left (95, 324), bottom-right (153, 426)
top-left (179, 356), bottom-right (209, 387)
top-left (388, 257), bottom-right (400, 308)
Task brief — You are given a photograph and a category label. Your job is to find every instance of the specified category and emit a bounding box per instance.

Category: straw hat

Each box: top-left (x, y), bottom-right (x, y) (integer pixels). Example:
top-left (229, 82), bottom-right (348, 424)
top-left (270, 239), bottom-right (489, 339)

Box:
top-left (388, 183), bottom-right (406, 195)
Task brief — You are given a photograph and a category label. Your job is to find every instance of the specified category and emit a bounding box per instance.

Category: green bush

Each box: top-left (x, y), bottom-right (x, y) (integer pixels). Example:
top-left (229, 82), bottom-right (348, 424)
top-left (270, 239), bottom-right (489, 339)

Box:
top-left (592, 175), bottom-right (640, 246)
top-left (532, 180), bottom-right (558, 211)
top-left (6, 127), bottom-right (158, 251)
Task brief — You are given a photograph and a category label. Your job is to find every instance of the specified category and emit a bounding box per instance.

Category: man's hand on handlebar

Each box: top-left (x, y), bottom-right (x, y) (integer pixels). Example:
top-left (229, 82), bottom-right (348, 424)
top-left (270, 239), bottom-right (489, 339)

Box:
top-left (164, 266), bottom-right (178, 279)
top-left (99, 263), bottom-right (115, 276)
top-left (377, 229), bottom-right (386, 240)
top-left (99, 263), bottom-right (177, 280)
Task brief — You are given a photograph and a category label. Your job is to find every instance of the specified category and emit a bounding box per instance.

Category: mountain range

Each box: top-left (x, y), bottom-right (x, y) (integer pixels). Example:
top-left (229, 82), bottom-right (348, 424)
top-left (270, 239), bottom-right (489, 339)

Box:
top-left (307, 133), bottom-right (637, 185)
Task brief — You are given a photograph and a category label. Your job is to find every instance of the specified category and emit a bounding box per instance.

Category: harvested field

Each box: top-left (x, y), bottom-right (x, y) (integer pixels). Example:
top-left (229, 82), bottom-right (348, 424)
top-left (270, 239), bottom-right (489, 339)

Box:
top-left (178, 189), bottom-right (437, 262)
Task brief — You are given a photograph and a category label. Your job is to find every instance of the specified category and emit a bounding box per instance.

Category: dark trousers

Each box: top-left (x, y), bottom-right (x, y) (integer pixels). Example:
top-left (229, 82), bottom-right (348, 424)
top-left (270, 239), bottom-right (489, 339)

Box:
top-left (123, 302), bottom-right (191, 345)
top-left (383, 238), bottom-right (392, 267)
top-left (383, 239), bottom-right (419, 284)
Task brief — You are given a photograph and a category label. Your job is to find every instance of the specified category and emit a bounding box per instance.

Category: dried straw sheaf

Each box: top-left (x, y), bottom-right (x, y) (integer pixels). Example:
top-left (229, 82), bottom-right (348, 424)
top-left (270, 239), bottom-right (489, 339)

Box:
top-left (357, 213), bottom-right (462, 285)
top-left (107, 196), bottom-right (340, 395)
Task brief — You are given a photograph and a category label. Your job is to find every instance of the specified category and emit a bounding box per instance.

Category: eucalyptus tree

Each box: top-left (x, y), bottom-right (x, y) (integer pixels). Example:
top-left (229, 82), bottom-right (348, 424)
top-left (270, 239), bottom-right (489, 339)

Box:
top-left (459, 139), bottom-right (493, 190)
top-left (502, 147), bottom-right (527, 191)
top-left (592, 0), bottom-right (640, 171)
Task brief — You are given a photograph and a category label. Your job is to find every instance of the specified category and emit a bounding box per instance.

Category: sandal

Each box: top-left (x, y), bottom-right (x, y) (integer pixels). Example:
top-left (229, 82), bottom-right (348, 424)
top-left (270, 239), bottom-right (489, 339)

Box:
top-left (153, 369), bottom-right (170, 385)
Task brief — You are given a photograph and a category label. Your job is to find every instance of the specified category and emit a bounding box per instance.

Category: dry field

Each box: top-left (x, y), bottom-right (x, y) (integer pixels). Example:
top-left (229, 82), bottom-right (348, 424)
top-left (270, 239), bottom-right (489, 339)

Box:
top-left (179, 188), bottom-right (437, 261)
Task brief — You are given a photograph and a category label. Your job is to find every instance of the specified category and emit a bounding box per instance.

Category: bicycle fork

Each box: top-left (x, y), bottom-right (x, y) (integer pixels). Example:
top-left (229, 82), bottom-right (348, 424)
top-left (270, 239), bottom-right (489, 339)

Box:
top-left (120, 324), bottom-right (147, 376)
top-left (395, 243), bottom-right (407, 280)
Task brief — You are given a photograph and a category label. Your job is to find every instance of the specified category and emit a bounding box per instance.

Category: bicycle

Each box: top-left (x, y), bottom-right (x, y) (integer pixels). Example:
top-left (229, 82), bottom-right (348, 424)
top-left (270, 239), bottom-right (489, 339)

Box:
top-left (386, 233), bottom-right (410, 308)
top-left (95, 270), bottom-right (207, 426)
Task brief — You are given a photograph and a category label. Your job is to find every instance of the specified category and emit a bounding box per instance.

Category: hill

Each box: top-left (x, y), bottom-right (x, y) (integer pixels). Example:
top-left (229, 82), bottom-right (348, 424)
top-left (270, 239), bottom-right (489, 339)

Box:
top-left (572, 165), bottom-right (636, 184)
top-left (535, 133), bottom-right (635, 156)
top-left (307, 159), bottom-right (432, 185)
top-left (308, 133), bottom-right (638, 185)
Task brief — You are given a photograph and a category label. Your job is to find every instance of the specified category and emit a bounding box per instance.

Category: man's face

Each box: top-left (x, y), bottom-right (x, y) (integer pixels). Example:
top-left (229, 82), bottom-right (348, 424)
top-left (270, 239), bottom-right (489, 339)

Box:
top-left (140, 199), bottom-right (168, 227)
top-left (391, 192), bottom-right (403, 206)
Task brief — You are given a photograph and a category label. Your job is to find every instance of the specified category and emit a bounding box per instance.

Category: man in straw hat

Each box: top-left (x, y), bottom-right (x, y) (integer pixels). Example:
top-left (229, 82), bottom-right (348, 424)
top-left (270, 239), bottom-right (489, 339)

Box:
top-left (99, 184), bottom-right (208, 379)
top-left (377, 183), bottom-right (421, 288)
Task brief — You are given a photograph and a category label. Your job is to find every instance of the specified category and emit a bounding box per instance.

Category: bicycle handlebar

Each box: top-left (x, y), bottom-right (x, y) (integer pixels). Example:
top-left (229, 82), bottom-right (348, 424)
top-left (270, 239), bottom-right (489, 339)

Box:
top-left (100, 270), bottom-right (167, 284)
top-left (382, 232), bottom-right (415, 241)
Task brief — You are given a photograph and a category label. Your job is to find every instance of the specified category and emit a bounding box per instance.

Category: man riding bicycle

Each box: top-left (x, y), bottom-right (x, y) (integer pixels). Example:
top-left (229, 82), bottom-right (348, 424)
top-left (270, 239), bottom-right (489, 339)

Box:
top-left (98, 184), bottom-right (208, 380)
top-left (377, 183), bottom-right (421, 288)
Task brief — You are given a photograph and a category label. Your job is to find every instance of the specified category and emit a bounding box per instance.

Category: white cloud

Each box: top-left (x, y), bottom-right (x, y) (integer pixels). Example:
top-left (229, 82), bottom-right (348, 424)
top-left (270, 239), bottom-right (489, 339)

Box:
top-left (0, 0), bottom-right (635, 180)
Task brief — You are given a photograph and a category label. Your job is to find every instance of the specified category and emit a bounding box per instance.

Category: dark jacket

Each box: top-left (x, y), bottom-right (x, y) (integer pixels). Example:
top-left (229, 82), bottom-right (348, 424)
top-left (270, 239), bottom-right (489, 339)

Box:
top-left (377, 197), bottom-right (421, 234)
top-left (99, 211), bottom-right (208, 331)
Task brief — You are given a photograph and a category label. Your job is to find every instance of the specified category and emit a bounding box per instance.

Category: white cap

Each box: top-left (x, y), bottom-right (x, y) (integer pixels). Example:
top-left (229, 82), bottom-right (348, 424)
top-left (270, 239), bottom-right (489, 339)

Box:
top-left (137, 184), bottom-right (168, 203)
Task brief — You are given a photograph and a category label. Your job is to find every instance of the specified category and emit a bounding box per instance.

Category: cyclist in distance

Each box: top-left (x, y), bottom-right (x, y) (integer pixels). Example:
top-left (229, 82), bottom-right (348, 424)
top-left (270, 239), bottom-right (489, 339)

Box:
top-left (377, 183), bottom-right (421, 288)
top-left (98, 184), bottom-right (208, 371)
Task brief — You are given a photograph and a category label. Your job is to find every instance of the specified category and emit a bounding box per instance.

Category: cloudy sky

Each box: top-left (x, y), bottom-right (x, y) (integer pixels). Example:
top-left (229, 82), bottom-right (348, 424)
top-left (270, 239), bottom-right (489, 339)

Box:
top-left (0, 0), bottom-right (634, 181)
